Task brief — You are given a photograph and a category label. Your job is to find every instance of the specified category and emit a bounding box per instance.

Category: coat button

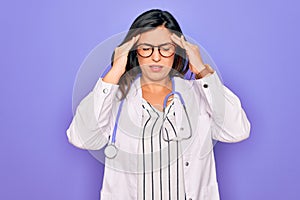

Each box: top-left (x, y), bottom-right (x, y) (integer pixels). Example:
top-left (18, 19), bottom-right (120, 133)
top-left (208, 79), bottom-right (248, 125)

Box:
top-left (103, 88), bottom-right (108, 94)
top-left (185, 162), bottom-right (189, 166)
top-left (203, 84), bottom-right (208, 88)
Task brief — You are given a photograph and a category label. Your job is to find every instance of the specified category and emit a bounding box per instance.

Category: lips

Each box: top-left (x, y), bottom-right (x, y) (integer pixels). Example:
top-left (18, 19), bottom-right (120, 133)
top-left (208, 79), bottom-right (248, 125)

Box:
top-left (149, 65), bottom-right (163, 72)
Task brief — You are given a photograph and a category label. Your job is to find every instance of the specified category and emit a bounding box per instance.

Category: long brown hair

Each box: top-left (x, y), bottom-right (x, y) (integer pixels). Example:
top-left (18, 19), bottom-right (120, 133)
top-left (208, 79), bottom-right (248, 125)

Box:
top-left (112, 9), bottom-right (189, 100)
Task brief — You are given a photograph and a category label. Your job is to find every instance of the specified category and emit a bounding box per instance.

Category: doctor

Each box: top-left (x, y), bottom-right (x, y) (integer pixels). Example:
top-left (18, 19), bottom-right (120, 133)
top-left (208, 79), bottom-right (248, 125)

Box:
top-left (67, 9), bottom-right (250, 200)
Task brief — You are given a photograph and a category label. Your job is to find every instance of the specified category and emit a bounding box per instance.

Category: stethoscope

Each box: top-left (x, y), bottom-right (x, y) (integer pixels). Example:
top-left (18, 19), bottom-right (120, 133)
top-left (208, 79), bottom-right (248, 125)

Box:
top-left (104, 74), bottom-right (192, 159)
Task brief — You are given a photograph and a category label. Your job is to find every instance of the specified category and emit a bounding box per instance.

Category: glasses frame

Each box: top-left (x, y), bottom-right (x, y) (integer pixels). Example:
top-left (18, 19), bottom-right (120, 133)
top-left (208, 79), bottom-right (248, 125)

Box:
top-left (135, 42), bottom-right (176, 58)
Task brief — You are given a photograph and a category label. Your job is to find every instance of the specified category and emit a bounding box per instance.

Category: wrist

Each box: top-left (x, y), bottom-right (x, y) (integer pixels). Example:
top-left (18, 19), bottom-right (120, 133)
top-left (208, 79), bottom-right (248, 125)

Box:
top-left (195, 64), bottom-right (214, 79)
top-left (111, 66), bottom-right (125, 76)
top-left (103, 66), bottom-right (125, 84)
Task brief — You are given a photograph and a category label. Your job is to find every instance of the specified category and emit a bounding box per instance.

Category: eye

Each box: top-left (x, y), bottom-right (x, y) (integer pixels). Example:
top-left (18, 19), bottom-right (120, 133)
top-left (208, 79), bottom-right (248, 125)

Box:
top-left (138, 44), bottom-right (152, 51)
top-left (162, 47), bottom-right (171, 51)
top-left (161, 44), bottom-right (174, 51)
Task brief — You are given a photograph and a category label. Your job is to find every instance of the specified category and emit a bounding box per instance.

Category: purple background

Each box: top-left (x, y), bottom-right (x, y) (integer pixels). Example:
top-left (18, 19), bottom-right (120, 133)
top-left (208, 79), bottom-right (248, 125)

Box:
top-left (1, 0), bottom-right (299, 199)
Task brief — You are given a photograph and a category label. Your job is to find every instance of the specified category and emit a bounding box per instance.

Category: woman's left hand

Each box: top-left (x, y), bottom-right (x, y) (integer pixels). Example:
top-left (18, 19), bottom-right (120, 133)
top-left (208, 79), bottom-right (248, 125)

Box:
top-left (171, 34), bottom-right (206, 74)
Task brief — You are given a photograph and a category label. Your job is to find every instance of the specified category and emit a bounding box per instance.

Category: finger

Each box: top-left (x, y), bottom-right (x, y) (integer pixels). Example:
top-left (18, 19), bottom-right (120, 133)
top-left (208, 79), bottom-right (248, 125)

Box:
top-left (134, 34), bottom-right (140, 43)
top-left (129, 34), bottom-right (140, 49)
top-left (180, 35), bottom-right (188, 50)
top-left (178, 34), bottom-right (196, 49)
top-left (120, 35), bottom-right (139, 52)
top-left (171, 34), bottom-right (184, 48)
top-left (186, 41), bottom-right (200, 52)
top-left (132, 34), bottom-right (140, 49)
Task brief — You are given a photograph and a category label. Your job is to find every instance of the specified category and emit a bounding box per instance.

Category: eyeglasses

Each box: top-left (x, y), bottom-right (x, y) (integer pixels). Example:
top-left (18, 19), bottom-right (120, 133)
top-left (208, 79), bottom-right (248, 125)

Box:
top-left (136, 43), bottom-right (176, 58)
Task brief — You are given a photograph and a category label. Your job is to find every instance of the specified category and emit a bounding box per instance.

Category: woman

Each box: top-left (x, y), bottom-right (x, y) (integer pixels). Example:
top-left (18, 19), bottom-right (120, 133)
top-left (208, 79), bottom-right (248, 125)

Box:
top-left (67, 9), bottom-right (250, 200)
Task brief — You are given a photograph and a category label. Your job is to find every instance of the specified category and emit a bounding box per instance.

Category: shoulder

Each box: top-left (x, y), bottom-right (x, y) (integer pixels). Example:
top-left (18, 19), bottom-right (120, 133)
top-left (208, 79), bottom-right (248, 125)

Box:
top-left (173, 76), bottom-right (195, 86)
top-left (173, 76), bottom-right (197, 96)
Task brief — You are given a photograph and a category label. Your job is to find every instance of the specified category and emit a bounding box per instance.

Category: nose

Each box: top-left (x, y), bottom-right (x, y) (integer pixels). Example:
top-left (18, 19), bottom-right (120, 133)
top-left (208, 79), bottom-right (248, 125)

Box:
top-left (151, 47), bottom-right (161, 62)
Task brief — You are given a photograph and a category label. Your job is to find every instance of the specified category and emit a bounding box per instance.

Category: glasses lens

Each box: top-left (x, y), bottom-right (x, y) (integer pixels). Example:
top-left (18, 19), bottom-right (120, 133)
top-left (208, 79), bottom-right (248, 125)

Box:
top-left (159, 43), bottom-right (175, 57)
top-left (137, 44), bottom-right (153, 58)
top-left (136, 43), bottom-right (176, 58)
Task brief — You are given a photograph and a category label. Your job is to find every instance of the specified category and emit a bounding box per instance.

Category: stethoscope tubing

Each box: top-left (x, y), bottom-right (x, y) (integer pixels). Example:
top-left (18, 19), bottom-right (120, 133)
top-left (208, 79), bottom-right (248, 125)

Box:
top-left (105, 74), bottom-right (192, 159)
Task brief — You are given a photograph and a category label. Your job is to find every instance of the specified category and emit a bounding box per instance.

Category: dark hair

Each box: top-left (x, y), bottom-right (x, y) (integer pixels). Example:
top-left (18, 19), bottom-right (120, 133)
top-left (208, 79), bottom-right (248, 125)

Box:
top-left (112, 9), bottom-right (189, 100)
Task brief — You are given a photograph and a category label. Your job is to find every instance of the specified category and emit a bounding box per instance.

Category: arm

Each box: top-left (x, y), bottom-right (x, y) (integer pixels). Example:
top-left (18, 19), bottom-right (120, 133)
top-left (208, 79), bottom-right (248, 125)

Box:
top-left (66, 79), bottom-right (119, 150)
top-left (170, 34), bottom-right (250, 142)
top-left (195, 72), bottom-right (251, 143)
top-left (67, 35), bottom-right (140, 149)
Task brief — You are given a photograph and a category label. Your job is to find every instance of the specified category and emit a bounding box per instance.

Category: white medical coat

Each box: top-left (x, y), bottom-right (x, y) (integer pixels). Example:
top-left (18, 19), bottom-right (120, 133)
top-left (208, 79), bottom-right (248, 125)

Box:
top-left (66, 72), bottom-right (251, 200)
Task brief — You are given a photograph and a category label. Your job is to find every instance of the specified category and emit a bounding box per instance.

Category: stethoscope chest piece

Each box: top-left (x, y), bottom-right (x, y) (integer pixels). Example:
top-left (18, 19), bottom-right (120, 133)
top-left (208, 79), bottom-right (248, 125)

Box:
top-left (104, 144), bottom-right (118, 159)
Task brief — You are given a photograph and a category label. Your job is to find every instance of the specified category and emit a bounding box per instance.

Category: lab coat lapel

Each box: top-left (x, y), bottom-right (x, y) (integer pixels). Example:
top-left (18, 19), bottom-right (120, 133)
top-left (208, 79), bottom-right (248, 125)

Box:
top-left (125, 76), bottom-right (143, 139)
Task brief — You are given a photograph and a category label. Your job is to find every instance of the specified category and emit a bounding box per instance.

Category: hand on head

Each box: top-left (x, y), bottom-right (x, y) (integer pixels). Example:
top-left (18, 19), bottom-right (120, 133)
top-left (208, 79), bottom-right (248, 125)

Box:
top-left (171, 34), bottom-right (206, 74)
top-left (112, 34), bottom-right (140, 74)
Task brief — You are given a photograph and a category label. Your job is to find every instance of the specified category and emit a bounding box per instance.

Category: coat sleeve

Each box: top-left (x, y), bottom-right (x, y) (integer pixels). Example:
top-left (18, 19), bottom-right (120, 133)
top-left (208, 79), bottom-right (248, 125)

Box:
top-left (194, 72), bottom-right (251, 143)
top-left (66, 78), bottom-right (120, 150)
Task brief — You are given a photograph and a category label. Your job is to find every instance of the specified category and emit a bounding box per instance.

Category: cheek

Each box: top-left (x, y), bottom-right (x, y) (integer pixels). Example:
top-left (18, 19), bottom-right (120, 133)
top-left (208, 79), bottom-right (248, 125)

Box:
top-left (164, 56), bottom-right (175, 68)
top-left (137, 57), bottom-right (146, 66)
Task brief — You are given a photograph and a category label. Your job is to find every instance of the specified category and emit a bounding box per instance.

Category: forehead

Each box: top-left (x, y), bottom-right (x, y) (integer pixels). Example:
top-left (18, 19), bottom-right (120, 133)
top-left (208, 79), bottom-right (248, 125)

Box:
top-left (138, 26), bottom-right (172, 45)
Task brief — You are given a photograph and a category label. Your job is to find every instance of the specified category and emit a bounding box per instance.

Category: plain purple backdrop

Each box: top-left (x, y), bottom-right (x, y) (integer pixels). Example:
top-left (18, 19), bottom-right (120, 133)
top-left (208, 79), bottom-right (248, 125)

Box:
top-left (1, 0), bottom-right (299, 199)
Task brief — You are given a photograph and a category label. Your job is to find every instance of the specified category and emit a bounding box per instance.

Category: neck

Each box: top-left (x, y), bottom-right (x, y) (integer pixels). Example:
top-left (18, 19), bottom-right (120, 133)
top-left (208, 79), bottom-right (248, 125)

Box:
top-left (140, 76), bottom-right (172, 93)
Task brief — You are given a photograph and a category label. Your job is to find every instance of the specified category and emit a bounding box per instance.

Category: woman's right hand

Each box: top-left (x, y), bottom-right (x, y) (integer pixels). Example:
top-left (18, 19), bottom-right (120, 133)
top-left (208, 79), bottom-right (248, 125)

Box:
top-left (112, 34), bottom-right (140, 74)
top-left (103, 35), bottom-right (140, 84)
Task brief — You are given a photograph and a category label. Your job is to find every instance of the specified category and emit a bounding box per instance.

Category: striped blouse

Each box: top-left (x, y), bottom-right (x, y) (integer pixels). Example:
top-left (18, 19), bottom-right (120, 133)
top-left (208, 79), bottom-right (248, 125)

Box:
top-left (137, 98), bottom-right (186, 200)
